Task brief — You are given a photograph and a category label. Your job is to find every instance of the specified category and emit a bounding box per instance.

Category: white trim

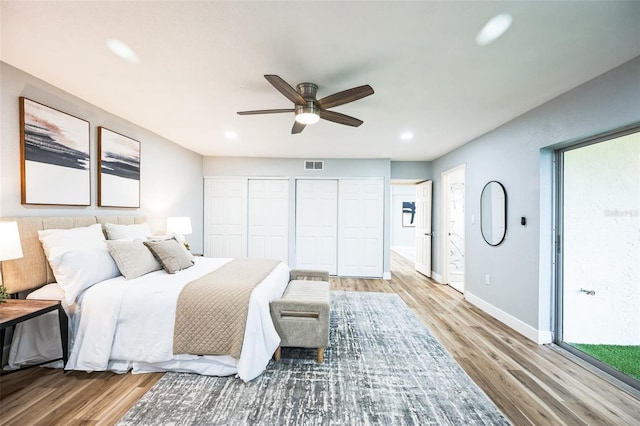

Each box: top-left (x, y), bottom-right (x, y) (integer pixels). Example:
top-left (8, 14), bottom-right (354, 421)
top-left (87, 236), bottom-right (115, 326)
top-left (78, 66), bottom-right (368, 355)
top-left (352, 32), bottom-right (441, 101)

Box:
top-left (431, 271), bottom-right (443, 283)
top-left (465, 291), bottom-right (553, 344)
top-left (383, 271), bottom-right (391, 280)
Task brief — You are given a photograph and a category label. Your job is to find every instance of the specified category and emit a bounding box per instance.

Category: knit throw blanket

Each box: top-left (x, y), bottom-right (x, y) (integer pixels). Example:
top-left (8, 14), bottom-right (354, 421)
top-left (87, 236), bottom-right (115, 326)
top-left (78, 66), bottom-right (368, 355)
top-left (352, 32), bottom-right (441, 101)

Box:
top-left (173, 258), bottom-right (281, 358)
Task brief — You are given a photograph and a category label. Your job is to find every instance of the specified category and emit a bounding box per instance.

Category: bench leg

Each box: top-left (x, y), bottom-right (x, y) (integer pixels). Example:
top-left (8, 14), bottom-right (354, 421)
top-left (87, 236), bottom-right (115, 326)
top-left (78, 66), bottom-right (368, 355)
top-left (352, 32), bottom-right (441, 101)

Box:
top-left (274, 346), bottom-right (281, 361)
top-left (317, 347), bottom-right (324, 364)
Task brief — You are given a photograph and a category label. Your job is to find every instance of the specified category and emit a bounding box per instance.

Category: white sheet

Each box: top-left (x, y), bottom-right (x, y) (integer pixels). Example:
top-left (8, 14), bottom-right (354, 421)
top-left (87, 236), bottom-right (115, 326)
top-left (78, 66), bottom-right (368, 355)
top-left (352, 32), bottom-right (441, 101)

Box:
top-left (10, 257), bottom-right (290, 382)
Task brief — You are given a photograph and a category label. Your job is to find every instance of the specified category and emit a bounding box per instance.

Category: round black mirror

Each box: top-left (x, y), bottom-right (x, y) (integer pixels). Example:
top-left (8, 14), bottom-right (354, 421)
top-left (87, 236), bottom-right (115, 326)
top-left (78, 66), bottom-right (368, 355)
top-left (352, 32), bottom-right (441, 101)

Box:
top-left (480, 181), bottom-right (507, 246)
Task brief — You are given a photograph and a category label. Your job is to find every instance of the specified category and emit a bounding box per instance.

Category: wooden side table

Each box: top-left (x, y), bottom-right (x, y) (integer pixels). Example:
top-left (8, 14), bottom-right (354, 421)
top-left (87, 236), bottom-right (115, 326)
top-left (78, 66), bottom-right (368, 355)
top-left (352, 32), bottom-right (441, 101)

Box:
top-left (0, 299), bottom-right (68, 376)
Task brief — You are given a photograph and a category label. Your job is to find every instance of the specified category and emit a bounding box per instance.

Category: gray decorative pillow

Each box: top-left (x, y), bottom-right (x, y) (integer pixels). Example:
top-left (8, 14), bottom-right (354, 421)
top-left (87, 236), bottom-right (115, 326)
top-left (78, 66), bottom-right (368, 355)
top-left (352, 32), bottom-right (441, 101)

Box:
top-left (143, 238), bottom-right (194, 274)
top-left (105, 240), bottom-right (162, 280)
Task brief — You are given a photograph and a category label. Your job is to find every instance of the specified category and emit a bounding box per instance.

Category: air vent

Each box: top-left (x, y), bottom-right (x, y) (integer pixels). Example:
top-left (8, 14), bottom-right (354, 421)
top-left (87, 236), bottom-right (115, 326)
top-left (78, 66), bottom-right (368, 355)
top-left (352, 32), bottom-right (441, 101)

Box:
top-left (304, 160), bottom-right (324, 171)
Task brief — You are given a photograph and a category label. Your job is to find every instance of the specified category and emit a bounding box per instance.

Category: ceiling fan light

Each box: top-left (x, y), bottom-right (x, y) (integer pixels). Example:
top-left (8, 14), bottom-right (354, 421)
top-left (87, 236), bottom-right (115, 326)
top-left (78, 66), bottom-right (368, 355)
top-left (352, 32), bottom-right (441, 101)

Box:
top-left (295, 112), bottom-right (320, 125)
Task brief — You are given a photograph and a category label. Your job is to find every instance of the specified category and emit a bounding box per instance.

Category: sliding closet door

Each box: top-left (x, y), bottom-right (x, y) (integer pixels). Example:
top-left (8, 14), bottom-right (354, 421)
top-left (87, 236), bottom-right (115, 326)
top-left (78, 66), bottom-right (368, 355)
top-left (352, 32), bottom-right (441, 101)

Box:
top-left (295, 179), bottom-right (338, 275)
top-left (338, 179), bottom-right (384, 277)
top-left (204, 178), bottom-right (247, 258)
top-left (248, 179), bottom-right (289, 263)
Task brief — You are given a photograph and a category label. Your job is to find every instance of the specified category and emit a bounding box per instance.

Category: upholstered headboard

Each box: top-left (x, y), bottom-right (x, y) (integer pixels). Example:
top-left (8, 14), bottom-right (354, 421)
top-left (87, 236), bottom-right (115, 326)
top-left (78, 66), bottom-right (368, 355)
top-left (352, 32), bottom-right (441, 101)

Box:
top-left (0, 215), bottom-right (147, 294)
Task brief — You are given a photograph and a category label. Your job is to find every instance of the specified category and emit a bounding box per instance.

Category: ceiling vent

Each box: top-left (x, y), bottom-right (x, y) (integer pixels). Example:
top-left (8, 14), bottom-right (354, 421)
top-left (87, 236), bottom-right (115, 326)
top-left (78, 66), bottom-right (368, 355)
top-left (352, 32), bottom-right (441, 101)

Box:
top-left (304, 160), bottom-right (324, 171)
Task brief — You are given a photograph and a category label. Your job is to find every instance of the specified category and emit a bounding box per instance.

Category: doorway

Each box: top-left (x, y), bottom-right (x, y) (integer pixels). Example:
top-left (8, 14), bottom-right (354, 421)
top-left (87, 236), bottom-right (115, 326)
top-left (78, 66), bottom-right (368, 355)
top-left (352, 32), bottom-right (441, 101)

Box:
top-left (390, 184), bottom-right (417, 264)
top-left (555, 127), bottom-right (639, 389)
top-left (441, 165), bottom-right (465, 293)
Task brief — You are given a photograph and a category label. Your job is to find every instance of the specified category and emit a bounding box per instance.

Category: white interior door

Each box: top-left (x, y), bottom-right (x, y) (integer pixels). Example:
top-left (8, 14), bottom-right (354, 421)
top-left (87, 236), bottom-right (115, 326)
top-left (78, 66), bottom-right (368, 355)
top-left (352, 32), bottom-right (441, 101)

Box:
top-left (295, 180), bottom-right (338, 275)
top-left (338, 179), bottom-right (384, 277)
top-left (415, 180), bottom-right (433, 277)
top-left (248, 179), bottom-right (288, 263)
top-left (204, 178), bottom-right (247, 258)
top-left (442, 166), bottom-right (465, 293)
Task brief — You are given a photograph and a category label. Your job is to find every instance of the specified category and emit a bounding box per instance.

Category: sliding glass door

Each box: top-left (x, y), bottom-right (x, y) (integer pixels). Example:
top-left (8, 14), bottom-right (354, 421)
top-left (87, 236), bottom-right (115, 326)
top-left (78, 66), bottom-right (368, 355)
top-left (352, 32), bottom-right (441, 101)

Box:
top-left (556, 126), bottom-right (639, 389)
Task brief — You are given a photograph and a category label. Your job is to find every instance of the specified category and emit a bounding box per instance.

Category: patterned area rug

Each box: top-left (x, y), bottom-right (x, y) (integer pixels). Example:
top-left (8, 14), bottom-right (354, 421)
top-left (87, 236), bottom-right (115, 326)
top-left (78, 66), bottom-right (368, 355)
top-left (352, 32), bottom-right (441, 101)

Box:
top-left (118, 292), bottom-right (510, 425)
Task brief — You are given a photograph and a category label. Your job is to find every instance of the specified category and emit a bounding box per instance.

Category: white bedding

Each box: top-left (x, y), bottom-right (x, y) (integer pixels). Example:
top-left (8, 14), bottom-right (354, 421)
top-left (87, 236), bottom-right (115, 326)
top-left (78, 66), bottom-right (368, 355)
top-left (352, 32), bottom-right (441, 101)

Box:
top-left (9, 257), bottom-right (290, 382)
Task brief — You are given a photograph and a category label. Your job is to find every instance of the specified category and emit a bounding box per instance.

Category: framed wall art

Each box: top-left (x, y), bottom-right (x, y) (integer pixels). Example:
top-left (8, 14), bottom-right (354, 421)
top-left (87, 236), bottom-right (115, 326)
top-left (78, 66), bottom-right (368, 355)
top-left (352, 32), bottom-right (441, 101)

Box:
top-left (98, 127), bottom-right (140, 208)
top-left (20, 97), bottom-right (91, 205)
top-left (402, 201), bottom-right (416, 227)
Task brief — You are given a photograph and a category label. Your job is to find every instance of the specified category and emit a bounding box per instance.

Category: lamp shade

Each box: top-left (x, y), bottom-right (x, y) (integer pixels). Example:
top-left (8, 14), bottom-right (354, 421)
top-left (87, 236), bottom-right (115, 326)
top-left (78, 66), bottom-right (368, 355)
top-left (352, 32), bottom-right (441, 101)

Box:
top-left (0, 221), bottom-right (23, 261)
top-left (167, 217), bottom-right (192, 235)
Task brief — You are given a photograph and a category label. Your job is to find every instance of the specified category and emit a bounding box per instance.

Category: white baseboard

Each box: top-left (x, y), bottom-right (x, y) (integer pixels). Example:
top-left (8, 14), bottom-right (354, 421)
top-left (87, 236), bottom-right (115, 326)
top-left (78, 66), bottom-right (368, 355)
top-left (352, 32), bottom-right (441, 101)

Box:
top-left (383, 271), bottom-right (391, 280)
top-left (431, 271), bottom-right (443, 284)
top-left (465, 291), bottom-right (553, 344)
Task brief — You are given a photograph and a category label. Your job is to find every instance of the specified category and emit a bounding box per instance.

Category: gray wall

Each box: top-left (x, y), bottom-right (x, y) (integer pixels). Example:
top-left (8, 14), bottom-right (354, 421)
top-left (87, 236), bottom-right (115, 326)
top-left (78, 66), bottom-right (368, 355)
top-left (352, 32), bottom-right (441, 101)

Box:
top-left (203, 157), bottom-right (392, 276)
top-left (430, 55), bottom-right (640, 334)
top-left (0, 62), bottom-right (204, 253)
top-left (390, 161), bottom-right (431, 180)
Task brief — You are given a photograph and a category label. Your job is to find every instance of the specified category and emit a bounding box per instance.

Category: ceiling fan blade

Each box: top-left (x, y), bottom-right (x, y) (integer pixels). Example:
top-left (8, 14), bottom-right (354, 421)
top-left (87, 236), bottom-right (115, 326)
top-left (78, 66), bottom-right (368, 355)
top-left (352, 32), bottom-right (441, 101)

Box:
top-left (264, 75), bottom-right (307, 106)
top-left (237, 109), bottom-right (294, 115)
top-left (317, 85), bottom-right (374, 109)
top-left (319, 110), bottom-right (363, 127)
top-left (292, 121), bottom-right (306, 134)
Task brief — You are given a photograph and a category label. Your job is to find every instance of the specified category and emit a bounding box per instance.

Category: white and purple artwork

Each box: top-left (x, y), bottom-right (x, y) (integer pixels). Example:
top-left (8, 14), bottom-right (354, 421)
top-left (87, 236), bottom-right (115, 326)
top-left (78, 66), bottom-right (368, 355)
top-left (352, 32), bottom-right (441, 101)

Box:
top-left (20, 97), bottom-right (90, 205)
top-left (98, 127), bottom-right (140, 208)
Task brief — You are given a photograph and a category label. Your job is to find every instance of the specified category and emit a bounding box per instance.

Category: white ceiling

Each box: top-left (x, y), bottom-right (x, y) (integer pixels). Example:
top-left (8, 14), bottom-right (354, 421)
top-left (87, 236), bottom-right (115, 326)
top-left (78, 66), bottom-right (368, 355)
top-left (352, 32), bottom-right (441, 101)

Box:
top-left (2, 1), bottom-right (639, 161)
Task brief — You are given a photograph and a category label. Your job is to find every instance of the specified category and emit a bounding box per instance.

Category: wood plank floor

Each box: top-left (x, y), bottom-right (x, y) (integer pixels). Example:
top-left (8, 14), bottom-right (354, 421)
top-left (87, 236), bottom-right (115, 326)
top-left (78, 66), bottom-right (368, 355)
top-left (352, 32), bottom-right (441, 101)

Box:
top-left (1, 252), bottom-right (639, 425)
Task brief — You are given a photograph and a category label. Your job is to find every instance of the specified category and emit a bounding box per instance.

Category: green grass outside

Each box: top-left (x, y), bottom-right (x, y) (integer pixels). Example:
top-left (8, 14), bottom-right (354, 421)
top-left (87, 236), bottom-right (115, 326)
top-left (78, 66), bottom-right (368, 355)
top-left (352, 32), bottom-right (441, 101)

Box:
top-left (570, 343), bottom-right (640, 381)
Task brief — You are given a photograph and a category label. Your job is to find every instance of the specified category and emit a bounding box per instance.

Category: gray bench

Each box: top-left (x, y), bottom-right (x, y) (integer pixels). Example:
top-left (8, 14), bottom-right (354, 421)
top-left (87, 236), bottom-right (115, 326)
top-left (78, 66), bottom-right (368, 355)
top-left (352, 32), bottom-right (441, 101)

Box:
top-left (270, 269), bottom-right (330, 363)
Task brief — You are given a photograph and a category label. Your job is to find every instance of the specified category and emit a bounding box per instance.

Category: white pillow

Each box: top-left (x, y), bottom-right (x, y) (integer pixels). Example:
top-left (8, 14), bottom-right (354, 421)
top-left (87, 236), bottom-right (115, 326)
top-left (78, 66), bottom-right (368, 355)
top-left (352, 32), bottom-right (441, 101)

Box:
top-left (105, 222), bottom-right (152, 240)
top-left (38, 224), bottom-right (121, 305)
top-left (28, 283), bottom-right (76, 315)
top-left (105, 239), bottom-right (162, 279)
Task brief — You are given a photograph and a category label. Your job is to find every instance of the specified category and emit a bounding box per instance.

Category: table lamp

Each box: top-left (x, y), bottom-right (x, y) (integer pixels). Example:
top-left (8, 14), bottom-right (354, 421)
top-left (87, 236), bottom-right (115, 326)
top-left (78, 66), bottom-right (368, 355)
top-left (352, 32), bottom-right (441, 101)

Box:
top-left (0, 221), bottom-right (23, 300)
top-left (166, 217), bottom-right (192, 250)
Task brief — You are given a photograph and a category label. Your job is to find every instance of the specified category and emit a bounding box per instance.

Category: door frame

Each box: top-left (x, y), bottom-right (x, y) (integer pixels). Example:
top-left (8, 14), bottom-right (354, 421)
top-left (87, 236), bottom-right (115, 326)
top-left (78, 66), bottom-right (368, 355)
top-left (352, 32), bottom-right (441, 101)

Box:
top-left (441, 164), bottom-right (466, 291)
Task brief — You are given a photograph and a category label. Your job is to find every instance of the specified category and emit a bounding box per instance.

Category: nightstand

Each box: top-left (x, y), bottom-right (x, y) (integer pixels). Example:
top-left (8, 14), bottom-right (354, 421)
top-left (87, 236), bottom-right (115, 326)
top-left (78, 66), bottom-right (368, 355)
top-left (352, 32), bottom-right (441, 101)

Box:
top-left (0, 299), bottom-right (68, 375)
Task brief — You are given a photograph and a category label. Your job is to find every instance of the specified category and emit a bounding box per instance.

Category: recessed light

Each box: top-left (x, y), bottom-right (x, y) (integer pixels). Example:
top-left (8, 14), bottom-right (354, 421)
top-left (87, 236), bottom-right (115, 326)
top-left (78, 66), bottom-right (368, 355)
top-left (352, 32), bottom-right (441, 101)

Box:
top-left (225, 131), bottom-right (238, 140)
top-left (475, 13), bottom-right (513, 46)
top-left (400, 132), bottom-right (413, 141)
top-left (106, 38), bottom-right (139, 63)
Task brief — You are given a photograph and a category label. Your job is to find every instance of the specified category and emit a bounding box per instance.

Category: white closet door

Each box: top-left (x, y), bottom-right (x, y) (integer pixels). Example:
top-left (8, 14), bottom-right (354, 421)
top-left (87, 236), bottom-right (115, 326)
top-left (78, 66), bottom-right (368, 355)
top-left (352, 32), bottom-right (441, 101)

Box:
top-left (295, 180), bottom-right (338, 275)
top-left (248, 179), bottom-right (289, 263)
top-left (204, 178), bottom-right (247, 258)
top-left (338, 179), bottom-right (384, 277)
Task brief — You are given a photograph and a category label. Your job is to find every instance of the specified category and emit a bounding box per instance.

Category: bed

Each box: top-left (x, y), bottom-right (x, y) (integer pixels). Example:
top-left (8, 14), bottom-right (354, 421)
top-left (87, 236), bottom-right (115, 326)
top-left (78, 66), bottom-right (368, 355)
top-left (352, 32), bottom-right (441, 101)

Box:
top-left (1, 216), bottom-right (290, 381)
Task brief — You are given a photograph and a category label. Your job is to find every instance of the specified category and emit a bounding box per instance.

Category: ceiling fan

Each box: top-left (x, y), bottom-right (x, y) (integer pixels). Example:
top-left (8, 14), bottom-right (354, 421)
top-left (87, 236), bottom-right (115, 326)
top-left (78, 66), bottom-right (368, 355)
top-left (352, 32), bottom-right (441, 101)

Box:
top-left (237, 75), bottom-right (374, 134)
